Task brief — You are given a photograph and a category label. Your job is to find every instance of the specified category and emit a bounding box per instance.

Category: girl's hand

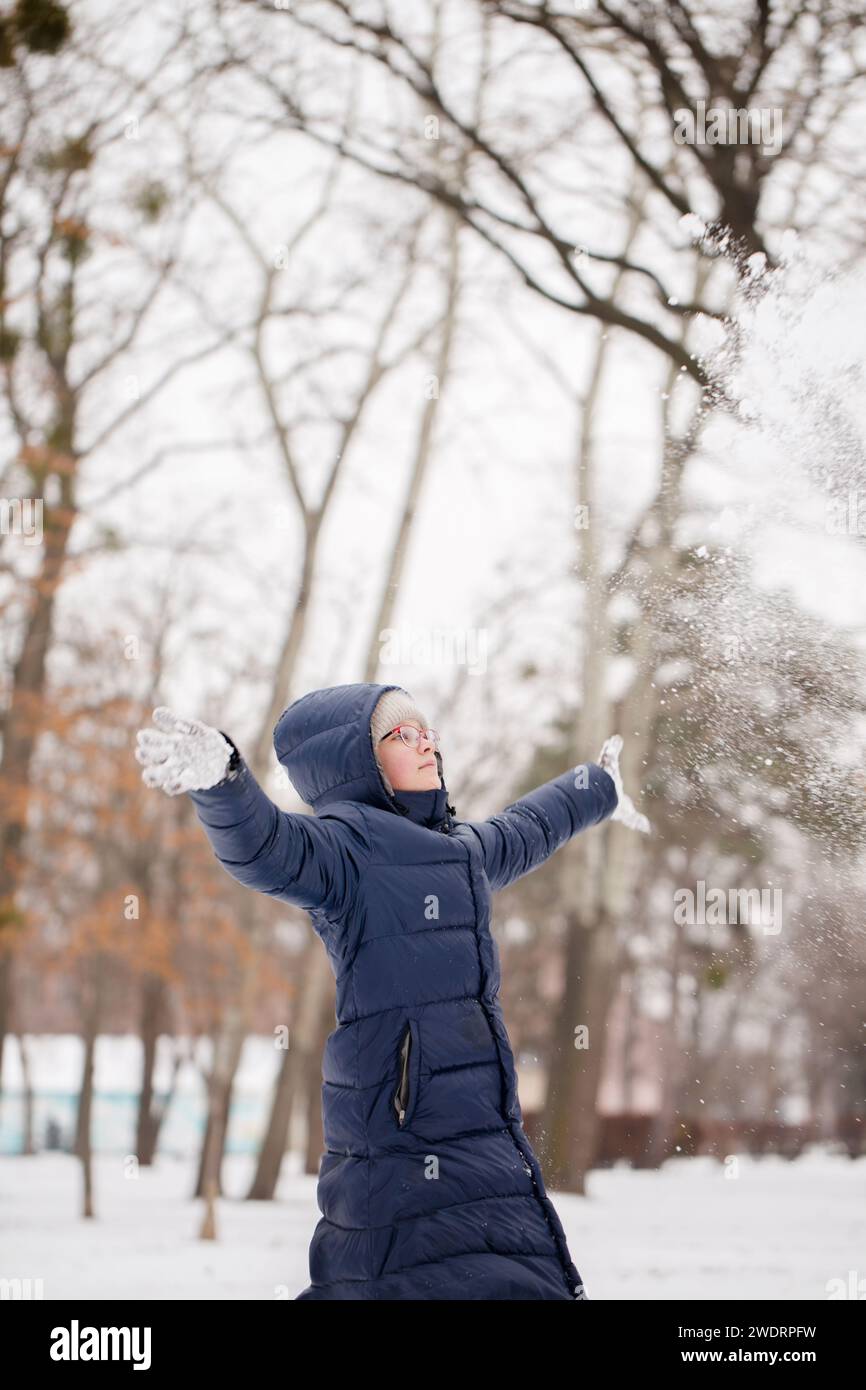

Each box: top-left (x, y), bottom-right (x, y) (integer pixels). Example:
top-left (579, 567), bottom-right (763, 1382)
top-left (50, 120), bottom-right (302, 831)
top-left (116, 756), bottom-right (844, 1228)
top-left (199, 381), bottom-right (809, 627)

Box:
top-left (598, 734), bottom-right (651, 834)
top-left (134, 706), bottom-right (234, 796)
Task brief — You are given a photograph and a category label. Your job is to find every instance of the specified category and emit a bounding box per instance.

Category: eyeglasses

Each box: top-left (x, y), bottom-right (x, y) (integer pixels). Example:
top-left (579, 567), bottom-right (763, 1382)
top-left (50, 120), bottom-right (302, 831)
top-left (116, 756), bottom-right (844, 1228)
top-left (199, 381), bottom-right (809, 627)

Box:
top-left (379, 724), bottom-right (440, 751)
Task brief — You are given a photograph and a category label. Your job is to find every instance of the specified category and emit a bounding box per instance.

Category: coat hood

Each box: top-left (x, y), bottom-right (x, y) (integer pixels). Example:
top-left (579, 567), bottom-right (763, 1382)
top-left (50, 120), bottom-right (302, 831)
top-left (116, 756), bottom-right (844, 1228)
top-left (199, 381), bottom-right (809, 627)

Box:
top-left (273, 682), bottom-right (455, 832)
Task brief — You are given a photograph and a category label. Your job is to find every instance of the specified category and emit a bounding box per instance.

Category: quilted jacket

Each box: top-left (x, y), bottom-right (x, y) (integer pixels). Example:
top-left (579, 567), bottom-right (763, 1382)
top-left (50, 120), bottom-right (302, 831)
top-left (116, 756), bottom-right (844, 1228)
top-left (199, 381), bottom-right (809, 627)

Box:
top-left (187, 681), bottom-right (618, 1299)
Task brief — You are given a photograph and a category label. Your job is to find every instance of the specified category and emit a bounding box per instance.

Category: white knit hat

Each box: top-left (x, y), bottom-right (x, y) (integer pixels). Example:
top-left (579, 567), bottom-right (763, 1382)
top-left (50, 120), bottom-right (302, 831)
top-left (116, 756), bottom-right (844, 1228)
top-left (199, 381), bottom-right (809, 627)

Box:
top-left (370, 688), bottom-right (429, 795)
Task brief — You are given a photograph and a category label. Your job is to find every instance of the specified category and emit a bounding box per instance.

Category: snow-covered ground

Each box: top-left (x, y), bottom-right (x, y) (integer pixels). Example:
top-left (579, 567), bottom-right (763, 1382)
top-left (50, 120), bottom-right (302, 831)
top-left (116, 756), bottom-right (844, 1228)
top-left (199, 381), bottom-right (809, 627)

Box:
top-left (1, 1148), bottom-right (862, 1300)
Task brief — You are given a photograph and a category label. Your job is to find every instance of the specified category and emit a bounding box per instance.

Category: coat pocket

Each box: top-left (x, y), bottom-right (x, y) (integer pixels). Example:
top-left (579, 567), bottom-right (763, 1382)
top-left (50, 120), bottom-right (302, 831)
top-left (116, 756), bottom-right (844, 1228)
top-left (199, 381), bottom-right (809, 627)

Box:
top-left (393, 1019), bottom-right (421, 1129)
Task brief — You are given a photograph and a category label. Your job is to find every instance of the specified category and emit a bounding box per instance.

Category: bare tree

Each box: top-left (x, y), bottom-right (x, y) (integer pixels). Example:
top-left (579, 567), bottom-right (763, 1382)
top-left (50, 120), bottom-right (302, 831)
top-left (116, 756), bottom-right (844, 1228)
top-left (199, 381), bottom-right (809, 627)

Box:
top-left (0, 6), bottom-right (236, 1093)
top-left (250, 0), bottom-right (485, 1199)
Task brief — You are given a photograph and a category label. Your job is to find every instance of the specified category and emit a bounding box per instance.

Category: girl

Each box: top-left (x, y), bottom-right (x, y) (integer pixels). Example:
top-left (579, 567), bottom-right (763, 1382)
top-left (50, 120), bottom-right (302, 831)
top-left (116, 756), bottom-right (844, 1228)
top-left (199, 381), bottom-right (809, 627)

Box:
top-left (135, 682), bottom-right (649, 1300)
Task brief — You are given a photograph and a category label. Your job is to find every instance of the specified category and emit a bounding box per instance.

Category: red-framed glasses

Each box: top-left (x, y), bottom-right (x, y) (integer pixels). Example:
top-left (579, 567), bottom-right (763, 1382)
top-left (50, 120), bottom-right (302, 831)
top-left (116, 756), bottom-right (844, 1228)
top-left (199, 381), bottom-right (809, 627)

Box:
top-left (379, 724), bottom-right (440, 751)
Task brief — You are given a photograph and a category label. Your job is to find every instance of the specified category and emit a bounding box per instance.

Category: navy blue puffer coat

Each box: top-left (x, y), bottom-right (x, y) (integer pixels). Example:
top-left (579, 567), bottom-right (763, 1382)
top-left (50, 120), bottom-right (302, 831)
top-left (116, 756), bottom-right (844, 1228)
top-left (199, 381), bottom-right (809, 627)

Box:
top-left (187, 682), bottom-right (618, 1300)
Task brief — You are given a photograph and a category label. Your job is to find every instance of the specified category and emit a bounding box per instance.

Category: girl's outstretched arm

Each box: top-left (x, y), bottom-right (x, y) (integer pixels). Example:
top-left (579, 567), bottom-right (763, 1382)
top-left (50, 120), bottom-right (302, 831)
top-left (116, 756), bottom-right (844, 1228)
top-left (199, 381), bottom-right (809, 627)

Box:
top-left (466, 735), bottom-right (650, 893)
top-left (466, 761), bottom-right (618, 893)
top-left (134, 707), bottom-right (369, 915)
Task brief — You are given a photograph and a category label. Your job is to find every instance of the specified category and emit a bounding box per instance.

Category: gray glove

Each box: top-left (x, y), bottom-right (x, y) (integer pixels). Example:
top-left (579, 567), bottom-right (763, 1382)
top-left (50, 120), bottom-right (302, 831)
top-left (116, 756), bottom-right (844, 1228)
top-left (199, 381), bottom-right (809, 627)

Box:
top-left (134, 706), bottom-right (235, 796)
top-left (598, 734), bottom-right (651, 834)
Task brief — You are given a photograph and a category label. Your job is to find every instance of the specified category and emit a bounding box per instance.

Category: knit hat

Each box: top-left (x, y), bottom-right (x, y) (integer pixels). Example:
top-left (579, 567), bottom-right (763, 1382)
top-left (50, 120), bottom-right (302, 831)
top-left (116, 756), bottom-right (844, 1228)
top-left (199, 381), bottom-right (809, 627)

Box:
top-left (370, 687), bottom-right (430, 795)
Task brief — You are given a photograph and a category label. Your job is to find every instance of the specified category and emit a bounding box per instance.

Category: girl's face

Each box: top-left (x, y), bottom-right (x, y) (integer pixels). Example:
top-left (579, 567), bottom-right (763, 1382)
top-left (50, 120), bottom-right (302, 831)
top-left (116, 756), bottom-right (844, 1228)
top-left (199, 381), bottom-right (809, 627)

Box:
top-left (377, 722), bottom-right (441, 792)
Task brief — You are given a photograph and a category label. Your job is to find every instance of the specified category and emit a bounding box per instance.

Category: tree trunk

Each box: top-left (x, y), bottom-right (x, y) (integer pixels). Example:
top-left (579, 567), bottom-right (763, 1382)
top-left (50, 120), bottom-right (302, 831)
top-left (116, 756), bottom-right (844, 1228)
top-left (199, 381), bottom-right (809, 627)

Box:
top-left (18, 1032), bottom-right (35, 1156)
top-left (75, 964), bottom-right (104, 1220)
top-left (247, 932), bottom-right (331, 1197)
top-left (135, 973), bottom-right (167, 1166)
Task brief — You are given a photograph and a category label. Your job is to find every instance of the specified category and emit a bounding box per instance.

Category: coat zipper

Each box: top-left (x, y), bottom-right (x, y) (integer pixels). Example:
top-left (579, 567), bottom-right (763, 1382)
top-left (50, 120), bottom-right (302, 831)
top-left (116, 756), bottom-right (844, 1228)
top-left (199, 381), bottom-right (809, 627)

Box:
top-left (393, 1025), bottom-right (412, 1126)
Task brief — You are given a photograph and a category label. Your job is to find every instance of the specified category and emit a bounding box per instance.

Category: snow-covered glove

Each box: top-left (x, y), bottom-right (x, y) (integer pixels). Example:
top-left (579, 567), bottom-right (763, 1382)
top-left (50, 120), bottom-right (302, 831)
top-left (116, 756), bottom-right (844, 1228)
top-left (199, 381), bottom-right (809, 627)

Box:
top-left (134, 706), bottom-right (236, 796)
top-left (598, 734), bottom-right (651, 834)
